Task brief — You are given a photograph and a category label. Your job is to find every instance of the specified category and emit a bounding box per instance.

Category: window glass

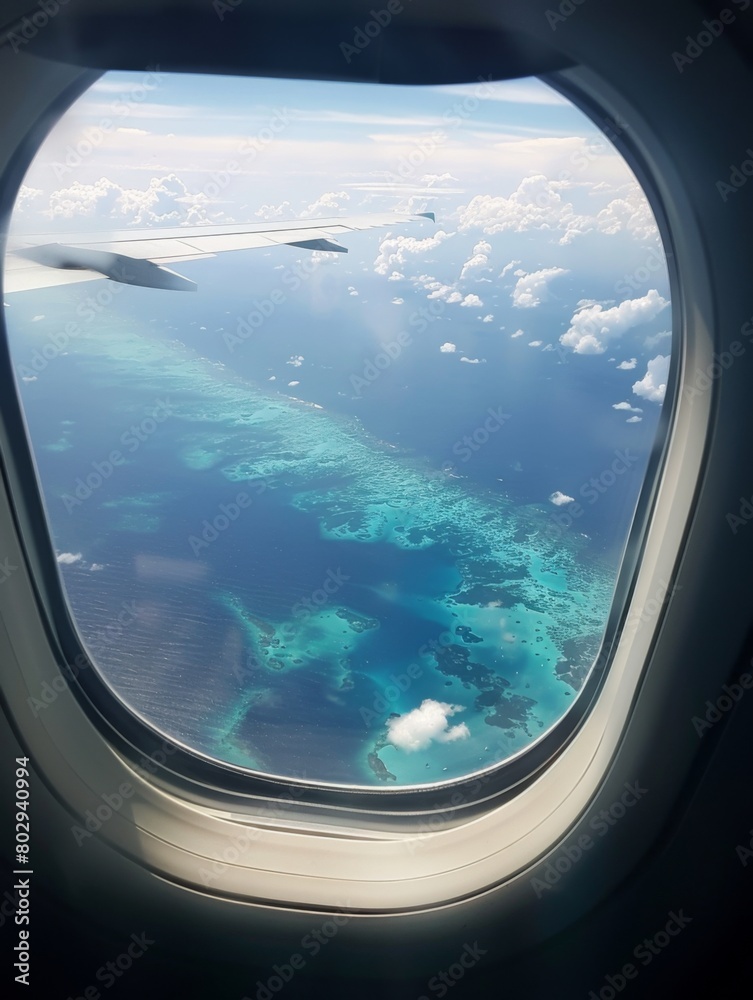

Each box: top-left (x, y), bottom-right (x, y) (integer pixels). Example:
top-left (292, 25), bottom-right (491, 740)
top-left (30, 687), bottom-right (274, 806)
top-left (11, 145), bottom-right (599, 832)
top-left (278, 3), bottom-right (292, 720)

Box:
top-left (4, 71), bottom-right (670, 786)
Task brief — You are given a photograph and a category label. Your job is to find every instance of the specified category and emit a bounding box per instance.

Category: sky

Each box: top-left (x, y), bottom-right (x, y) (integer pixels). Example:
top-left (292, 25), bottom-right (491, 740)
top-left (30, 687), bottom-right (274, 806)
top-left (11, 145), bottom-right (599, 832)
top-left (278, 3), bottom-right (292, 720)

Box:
top-left (10, 70), bottom-right (671, 404)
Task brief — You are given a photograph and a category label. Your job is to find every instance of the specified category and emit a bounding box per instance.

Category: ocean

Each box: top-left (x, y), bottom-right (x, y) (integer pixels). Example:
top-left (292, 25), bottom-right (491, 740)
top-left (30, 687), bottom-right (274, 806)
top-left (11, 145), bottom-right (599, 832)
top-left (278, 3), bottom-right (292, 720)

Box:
top-left (5, 240), bottom-right (668, 786)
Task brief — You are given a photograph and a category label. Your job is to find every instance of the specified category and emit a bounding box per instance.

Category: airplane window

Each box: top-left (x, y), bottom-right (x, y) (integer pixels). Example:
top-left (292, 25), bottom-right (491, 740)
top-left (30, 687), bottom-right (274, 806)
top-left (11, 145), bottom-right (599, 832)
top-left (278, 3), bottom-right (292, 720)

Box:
top-left (3, 70), bottom-right (670, 787)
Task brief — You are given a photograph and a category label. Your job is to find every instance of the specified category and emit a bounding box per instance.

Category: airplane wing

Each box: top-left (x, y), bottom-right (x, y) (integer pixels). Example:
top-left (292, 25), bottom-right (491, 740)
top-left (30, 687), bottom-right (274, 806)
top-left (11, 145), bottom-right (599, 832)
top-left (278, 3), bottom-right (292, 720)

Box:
top-left (3, 211), bottom-right (436, 294)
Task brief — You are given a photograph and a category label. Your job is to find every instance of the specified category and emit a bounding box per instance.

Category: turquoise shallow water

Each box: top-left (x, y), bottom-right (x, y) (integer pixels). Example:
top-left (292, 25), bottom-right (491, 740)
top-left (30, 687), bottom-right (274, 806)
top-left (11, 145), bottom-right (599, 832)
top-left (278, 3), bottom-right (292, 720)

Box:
top-left (9, 293), bottom-right (615, 787)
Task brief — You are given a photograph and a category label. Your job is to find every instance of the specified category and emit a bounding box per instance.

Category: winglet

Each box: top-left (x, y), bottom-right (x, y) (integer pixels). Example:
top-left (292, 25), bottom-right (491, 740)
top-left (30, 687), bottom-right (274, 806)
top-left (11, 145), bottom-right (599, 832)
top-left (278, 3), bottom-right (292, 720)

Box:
top-left (417, 212), bottom-right (436, 222)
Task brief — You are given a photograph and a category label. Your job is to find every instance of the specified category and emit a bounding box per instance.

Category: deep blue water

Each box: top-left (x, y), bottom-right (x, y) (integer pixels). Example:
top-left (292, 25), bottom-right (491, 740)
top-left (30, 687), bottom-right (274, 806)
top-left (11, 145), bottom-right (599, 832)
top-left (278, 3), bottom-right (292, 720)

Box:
top-left (4, 244), bottom-right (669, 786)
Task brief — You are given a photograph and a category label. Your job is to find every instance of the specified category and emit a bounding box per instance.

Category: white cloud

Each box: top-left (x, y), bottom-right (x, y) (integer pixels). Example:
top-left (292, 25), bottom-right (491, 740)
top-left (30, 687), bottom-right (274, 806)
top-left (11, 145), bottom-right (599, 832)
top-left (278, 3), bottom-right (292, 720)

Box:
top-left (460, 293), bottom-right (483, 308)
top-left (31, 315), bottom-right (44, 322)
top-left (459, 240), bottom-right (492, 281)
top-left (391, 297), bottom-right (404, 305)
top-left (644, 329), bottom-right (671, 349)
top-left (560, 289), bottom-right (669, 354)
top-left (374, 230), bottom-right (452, 276)
top-left (511, 329), bottom-right (524, 339)
top-left (612, 401), bottom-right (643, 413)
top-left (633, 354), bottom-right (670, 403)
top-left (482, 314), bottom-right (494, 323)
top-left (300, 190), bottom-right (350, 218)
top-left (38, 173), bottom-right (228, 228)
top-left (310, 250), bottom-right (341, 265)
top-left (457, 174), bottom-right (657, 246)
top-left (617, 358), bottom-right (637, 370)
top-left (256, 200), bottom-right (294, 220)
top-left (421, 172), bottom-right (459, 187)
top-left (459, 253), bottom-right (488, 281)
top-left (457, 175), bottom-right (587, 244)
top-left (13, 184), bottom-right (44, 220)
top-left (549, 491), bottom-right (574, 506)
top-left (460, 356), bottom-right (485, 364)
top-left (440, 342), bottom-right (456, 353)
top-left (593, 185), bottom-right (660, 242)
top-left (500, 259), bottom-right (521, 278)
top-left (287, 355), bottom-right (304, 367)
top-left (626, 415), bottom-right (643, 423)
top-left (57, 552), bottom-right (82, 565)
top-left (425, 281), bottom-right (454, 300)
top-left (511, 266), bottom-right (568, 309)
top-left (387, 699), bottom-right (470, 752)
top-left (528, 340), bottom-right (542, 347)
top-left (288, 380), bottom-right (300, 386)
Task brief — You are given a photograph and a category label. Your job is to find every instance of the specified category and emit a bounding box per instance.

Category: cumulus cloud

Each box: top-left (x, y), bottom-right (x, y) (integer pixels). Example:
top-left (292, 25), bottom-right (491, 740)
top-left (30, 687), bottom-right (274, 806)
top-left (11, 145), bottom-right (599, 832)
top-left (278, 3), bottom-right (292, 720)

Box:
top-left (613, 401), bottom-right (643, 413)
top-left (528, 340), bottom-right (543, 347)
top-left (424, 281), bottom-right (455, 301)
top-left (482, 314), bottom-right (494, 323)
top-left (287, 355), bottom-right (304, 367)
top-left (617, 358), bottom-right (637, 370)
top-left (459, 254), bottom-right (488, 281)
top-left (255, 201), bottom-right (294, 220)
top-left (411, 273), bottom-right (487, 311)
top-left (440, 342), bottom-right (456, 353)
top-left (460, 293), bottom-right (483, 308)
top-left (13, 184), bottom-right (44, 221)
top-left (459, 240), bottom-right (492, 281)
top-left (511, 330), bottom-right (524, 339)
top-left (500, 259), bottom-right (522, 278)
top-left (391, 297), bottom-right (404, 305)
top-left (288, 380), bottom-right (300, 387)
top-left (633, 354), bottom-right (670, 403)
top-left (57, 552), bottom-right (82, 565)
top-left (627, 415), bottom-right (643, 423)
top-left (457, 174), bottom-right (658, 245)
top-left (457, 175), bottom-right (585, 242)
top-left (374, 230), bottom-right (452, 276)
top-left (593, 185), bottom-right (660, 242)
top-left (560, 289), bottom-right (669, 354)
top-left (549, 491), bottom-right (574, 506)
top-left (33, 173), bottom-right (237, 229)
top-left (512, 266), bottom-right (568, 309)
top-left (460, 356), bottom-right (485, 364)
top-left (300, 190), bottom-right (350, 218)
top-left (387, 699), bottom-right (470, 751)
